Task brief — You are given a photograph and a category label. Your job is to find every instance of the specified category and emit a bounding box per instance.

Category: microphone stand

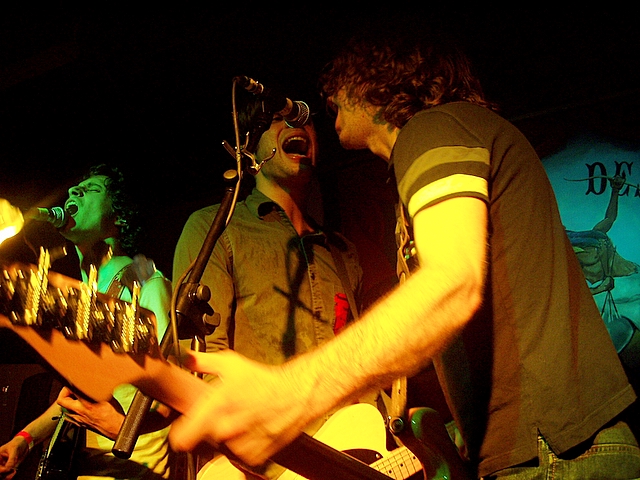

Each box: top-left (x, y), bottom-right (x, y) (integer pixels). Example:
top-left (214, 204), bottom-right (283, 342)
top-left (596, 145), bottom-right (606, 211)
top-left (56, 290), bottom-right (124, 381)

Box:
top-left (112, 171), bottom-right (239, 474)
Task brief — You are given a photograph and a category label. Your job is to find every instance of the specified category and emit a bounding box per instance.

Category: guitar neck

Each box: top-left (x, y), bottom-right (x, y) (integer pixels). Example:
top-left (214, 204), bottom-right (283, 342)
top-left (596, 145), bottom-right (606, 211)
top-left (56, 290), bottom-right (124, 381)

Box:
top-left (272, 434), bottom-right (393, 480)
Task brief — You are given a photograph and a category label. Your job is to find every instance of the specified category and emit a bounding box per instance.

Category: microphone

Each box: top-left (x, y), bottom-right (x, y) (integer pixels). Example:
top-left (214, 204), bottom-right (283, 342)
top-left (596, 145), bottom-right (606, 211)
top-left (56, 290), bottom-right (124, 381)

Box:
top-left (235, 76), bottom-right (310, 128)
top-left (27, 206), bottom-right (70, 229)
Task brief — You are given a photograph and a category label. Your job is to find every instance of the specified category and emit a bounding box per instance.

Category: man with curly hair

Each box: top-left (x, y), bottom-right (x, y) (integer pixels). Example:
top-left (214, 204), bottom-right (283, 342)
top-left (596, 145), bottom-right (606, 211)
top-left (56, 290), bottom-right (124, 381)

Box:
top-left (168, 26), bottom-right (640, 479)
top-left (0, 164), bottom-right (174, 480)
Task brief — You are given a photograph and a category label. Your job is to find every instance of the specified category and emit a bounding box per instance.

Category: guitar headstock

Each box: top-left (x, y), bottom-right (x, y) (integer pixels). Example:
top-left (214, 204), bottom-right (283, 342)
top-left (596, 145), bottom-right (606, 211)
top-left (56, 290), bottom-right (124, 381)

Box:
top-left (1, 250), bottom-right (158, 354)
top-left (0, 248), bottom-right (165, 402)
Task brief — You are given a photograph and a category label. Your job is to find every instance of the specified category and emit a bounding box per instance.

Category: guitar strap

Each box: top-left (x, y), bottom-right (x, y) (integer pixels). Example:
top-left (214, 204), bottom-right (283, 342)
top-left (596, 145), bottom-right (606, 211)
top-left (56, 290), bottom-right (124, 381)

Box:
top-left (105, 264), bottom-right (132, 299)
top-left (387, 201), bottom-right (422, 433)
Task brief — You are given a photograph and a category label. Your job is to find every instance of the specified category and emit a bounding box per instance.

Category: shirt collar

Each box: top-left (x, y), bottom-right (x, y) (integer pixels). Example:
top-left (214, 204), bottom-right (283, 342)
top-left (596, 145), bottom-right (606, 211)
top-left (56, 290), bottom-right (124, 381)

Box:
top-left (245, 188), bottom-right (328, 244)
top-left (245, 188), bottom-right (279, 218)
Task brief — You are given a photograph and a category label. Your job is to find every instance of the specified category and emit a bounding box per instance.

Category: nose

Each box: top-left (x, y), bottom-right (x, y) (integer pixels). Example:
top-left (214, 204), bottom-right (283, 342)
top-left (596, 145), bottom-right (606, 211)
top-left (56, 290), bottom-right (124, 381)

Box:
top-left (68, 185), bottom-right (83, 197)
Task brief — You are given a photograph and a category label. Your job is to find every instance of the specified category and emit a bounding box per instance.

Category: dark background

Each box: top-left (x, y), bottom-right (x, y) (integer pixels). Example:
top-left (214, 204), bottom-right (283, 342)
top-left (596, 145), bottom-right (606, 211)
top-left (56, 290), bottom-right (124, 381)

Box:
top-left (1, 6), bottom-right (639, 473)
top-left (1, 5), bottom-right (639, 293)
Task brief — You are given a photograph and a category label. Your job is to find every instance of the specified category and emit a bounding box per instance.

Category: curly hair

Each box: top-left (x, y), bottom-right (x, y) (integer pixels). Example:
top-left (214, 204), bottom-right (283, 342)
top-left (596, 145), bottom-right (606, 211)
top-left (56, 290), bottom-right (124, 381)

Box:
top-left (84, 164), bottom-right (141, 255)
top-left (319, 28), bottom-right (496, 129)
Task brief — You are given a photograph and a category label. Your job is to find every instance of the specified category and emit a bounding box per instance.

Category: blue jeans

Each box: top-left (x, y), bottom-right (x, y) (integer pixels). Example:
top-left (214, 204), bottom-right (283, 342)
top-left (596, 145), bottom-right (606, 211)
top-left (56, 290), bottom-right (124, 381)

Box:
top-left (487, 420), bottom-right (640, 479)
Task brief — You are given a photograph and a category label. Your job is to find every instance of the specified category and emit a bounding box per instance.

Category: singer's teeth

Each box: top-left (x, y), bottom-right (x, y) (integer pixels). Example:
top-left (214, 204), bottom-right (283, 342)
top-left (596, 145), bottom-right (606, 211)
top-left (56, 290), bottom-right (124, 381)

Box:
top-left (65, 202), bottom-right (79, 215)
top-left (283, 136), bottom-right (309, 155)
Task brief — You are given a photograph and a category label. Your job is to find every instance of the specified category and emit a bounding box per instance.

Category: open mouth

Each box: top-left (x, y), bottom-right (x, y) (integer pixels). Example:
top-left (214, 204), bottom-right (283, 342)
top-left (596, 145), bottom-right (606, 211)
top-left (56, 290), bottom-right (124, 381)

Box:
top-left (65, 200), bottom-right (79, 216)
top-left (283, 136), bottom-right (310, 157)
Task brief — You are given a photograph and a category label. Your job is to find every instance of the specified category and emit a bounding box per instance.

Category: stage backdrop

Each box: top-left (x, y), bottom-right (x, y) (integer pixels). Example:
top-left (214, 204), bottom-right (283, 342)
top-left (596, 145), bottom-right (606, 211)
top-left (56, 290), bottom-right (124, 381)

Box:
top-left (542, 134), bottom-right (640, 352)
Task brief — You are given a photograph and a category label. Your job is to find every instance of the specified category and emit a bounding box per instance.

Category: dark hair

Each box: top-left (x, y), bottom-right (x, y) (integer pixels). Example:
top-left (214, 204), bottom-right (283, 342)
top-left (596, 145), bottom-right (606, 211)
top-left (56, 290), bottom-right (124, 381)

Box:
top-left (85, 164), bottom-right (141, 255)
top-left (319, 27), bottom-right (496, 129)
top-left (235, 92), bottom-right (266, 136)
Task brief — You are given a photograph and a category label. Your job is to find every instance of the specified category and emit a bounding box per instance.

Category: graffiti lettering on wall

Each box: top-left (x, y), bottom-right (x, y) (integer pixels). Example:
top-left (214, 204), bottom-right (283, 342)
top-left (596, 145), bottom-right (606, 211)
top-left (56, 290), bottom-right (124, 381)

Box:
top-left (566, 161), bottom-right (640, 197)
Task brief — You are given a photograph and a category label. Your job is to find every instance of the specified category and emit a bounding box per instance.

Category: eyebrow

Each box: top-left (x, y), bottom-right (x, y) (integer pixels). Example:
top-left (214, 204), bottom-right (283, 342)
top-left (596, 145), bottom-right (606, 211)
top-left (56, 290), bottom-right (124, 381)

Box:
top-left (79, 180), bottom-right (105, 189)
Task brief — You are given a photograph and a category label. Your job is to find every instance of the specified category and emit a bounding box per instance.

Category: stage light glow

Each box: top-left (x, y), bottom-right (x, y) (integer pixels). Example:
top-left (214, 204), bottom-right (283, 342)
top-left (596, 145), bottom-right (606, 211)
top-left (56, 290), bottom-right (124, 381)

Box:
top-left (0, 198), bottom-right (24, 246)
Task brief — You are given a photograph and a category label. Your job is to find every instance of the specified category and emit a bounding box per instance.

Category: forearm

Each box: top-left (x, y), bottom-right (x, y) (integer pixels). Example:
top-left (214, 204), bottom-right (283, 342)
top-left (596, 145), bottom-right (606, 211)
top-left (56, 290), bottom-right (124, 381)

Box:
top-left (285, 263), bottom-right (482, 427)
top-left (19, 402), bottom-right (61, 446)
top-left (281, 198), bottom-right (488, 430)
top-left (5, 401), bottom-right (62, 464)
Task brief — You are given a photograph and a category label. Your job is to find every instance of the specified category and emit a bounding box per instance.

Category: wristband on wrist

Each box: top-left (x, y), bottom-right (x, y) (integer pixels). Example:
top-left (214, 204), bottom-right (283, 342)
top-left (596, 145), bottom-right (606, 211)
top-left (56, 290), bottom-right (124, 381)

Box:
top-left (14, 431), bottom-right (34, 451)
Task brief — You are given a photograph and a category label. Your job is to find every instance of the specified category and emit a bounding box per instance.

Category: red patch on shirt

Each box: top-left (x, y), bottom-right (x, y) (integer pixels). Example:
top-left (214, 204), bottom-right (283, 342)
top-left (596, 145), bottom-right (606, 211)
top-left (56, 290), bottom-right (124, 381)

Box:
top-left (334, 292), bottom-right (349, 334)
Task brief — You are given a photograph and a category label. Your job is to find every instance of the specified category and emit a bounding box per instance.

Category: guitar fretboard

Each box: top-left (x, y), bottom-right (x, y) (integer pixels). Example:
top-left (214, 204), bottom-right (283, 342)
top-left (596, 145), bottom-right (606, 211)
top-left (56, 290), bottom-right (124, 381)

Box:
top-left (371, 446), bottom-right (422, 479)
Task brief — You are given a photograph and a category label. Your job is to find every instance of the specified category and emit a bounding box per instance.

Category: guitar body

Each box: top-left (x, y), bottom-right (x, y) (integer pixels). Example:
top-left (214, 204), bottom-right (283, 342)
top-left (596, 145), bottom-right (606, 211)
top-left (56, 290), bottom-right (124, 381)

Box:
top-left (35, 416), bottom-right (84, 480)
top-left (399, 408), bottom-right (473, 480)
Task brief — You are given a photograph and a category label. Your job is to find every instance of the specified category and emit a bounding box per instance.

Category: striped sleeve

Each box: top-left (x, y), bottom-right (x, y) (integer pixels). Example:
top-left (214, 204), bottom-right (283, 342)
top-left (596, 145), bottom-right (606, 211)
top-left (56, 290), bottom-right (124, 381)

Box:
top-left (397, 145), bottom-right (490, 218)
top-left (398, 143), bottom-right (489, 217)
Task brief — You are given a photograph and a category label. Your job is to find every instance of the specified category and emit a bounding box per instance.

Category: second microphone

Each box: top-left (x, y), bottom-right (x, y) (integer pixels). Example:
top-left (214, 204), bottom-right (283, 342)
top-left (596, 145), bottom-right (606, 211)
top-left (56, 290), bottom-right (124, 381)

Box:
top-left (235, 76), bottom-right (311, 128)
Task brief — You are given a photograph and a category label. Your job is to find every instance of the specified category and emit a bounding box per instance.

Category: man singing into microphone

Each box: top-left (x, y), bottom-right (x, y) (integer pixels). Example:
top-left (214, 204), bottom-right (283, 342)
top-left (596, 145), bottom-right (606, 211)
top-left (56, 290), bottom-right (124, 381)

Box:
top-left (172, 89), bottom-right (387, 479)
top-left (0, 164), bottom-right (174, 480)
